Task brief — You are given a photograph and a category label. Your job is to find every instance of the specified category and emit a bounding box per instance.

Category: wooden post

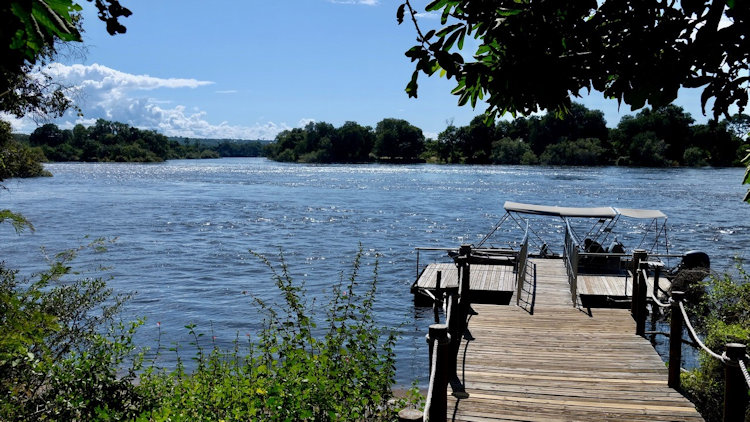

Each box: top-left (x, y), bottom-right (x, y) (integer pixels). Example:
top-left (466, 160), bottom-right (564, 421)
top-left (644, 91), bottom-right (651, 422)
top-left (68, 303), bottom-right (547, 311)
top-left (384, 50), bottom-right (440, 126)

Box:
top-left (668, 291), bottom-right (684, 389)
top-left (631, 249), bottom-right (647, 316)
top-left (458, 244), bottom-right (472, 306)
top-left (426, 324), bottom-right (450, 422)
top-left (636, 263), bottom-right (648, 336)
top-left (723, 343), bottom-right (748, 422)
top-left (446, 292), bottom-right (460, 379)
top-left (433, 271), bottom-right (442, 323)
top-left (653, 264), bottom-right (662, 299)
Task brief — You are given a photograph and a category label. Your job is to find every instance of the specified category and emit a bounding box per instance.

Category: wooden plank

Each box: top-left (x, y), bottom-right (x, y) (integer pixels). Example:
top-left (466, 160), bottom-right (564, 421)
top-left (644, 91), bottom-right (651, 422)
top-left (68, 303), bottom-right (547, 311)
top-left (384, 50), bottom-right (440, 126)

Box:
top-left (437, 259), bottom-right (703, 421)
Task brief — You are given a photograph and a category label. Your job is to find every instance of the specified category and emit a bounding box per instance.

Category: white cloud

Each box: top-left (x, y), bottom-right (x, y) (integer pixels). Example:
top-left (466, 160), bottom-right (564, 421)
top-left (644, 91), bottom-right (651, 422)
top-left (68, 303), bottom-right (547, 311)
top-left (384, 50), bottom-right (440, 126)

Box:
top-left (215, 90), bottom-right (238, 94)
top-left (298, 118), bottom-right (316, 127)
top-left (5, 63), bottom-right (295, 140)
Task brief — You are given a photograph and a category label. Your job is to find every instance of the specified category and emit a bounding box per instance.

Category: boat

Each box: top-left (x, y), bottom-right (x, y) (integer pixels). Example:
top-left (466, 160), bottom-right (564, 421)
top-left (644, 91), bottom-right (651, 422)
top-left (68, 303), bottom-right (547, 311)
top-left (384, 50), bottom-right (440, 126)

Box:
top-left (411, 201), bottom-right (710, 308)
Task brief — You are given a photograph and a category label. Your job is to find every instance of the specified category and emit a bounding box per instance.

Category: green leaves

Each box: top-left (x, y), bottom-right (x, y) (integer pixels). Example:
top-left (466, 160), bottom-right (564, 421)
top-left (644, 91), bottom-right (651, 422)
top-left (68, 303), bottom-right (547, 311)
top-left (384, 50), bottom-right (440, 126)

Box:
top-left (400, 0), bottom-right (750, 129)
top-left (9, 0), bottom-right (81, 61)
top-left (133, 249), bottom-right (403, 421)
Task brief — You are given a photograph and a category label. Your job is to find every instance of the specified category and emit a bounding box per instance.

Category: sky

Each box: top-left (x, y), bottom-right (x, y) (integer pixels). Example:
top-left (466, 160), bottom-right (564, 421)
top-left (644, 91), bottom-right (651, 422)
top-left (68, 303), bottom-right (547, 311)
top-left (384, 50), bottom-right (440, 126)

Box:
top-left (4, 0), bottom-right (720, 140)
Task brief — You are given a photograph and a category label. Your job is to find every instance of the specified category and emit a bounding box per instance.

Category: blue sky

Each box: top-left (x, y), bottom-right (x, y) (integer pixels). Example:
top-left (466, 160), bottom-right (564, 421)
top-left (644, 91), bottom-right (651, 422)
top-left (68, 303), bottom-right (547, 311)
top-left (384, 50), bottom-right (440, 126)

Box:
top-left (6, 0), bottom-right (718, 139)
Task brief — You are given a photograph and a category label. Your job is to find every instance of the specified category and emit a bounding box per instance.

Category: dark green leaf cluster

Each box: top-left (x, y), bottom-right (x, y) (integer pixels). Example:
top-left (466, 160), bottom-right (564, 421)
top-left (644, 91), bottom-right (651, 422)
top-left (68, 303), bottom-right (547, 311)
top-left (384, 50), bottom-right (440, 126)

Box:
top-left (266, 119), bottom-right (425, 164)
top-left (399, 0), bottom-right (750, 121)
top-left (26, 120), bottom-right (220, 162)
top-left (680, 261), bottom-right (750, 422)
top-left (1, 1), bottom-right (131, 119)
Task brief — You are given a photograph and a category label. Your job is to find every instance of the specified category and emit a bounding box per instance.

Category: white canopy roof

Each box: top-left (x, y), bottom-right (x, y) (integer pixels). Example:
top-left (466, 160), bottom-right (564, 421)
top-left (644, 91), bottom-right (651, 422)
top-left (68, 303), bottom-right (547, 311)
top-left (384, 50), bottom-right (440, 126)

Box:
top-left (615, 208), bottom-right (667, 219)
top-left (504, 201), bottom-right (666, 219)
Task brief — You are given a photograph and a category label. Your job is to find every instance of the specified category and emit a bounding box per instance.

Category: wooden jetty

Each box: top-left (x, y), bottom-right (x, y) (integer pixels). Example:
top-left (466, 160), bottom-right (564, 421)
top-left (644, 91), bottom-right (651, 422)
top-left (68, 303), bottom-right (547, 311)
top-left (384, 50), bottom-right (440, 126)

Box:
top-left (403, 244), bottom-right (736, 422)
top-left (412, 263), bottom-right (516, 305)
top-left (443, 258), bottom-right (703, 421)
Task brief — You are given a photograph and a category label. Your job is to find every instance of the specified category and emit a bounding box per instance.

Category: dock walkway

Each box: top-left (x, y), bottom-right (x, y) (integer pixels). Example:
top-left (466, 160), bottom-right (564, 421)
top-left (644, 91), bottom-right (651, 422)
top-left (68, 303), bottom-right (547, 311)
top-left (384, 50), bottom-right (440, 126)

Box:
top-left (445, 258), bottom-right (703, 421)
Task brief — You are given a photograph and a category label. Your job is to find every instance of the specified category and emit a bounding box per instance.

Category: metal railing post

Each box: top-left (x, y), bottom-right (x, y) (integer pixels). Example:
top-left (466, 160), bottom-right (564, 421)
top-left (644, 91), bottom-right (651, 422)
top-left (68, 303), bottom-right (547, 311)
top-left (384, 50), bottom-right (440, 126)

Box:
top-left (723, 343), bottom-right (748, 422)
top-left (668, 291), bottom-right (684, 389)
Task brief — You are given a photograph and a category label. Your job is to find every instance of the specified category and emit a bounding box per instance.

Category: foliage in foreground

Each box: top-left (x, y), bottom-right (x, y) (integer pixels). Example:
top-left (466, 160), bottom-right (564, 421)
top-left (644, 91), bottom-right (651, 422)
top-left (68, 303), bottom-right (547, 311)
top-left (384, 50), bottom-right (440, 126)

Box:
top-left (0, 239), bottom-right (143, 421)
top-left (0, 241), bottom-right (414, 421)
top-left (137, 250), bottom-right (403, 421)
top-left (681, 260), bottom-right (750, 422)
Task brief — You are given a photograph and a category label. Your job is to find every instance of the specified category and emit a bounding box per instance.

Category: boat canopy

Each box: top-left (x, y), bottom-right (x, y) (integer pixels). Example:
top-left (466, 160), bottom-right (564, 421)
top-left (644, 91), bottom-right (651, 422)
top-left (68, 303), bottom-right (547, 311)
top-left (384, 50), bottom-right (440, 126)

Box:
top-left (503, 201), bottom-right (617, 218)
top-left (503, 201), bottom-right (666, 220)
top-left (615, 208), bottom-right (667, 219)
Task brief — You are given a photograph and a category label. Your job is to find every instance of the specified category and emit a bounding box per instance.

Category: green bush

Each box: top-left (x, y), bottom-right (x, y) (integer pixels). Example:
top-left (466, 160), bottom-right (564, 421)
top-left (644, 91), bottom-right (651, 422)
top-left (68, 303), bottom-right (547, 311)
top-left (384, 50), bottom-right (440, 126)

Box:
top-left (681, 261), bottom-right (750, 422)
top-left (135, 249), bottom-right (408, 421)
top-left (1, 237), bottom-right (414, 421)
top-left (0, 239), bottom-right (144, 421)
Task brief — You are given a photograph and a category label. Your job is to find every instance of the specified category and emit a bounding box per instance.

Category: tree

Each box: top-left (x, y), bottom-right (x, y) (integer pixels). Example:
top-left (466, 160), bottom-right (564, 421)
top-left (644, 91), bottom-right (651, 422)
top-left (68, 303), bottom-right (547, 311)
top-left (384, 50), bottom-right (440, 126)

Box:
top-left (611, 105), bottom-right (695, 165)
top-left (398, 0), bottom-right (750, 200)
top-left (373, 118), bottom-right (425, 162)
top-left (1, 0), bottom-right (131, 119)
top-left (398, 1), bottom-right (748, 120)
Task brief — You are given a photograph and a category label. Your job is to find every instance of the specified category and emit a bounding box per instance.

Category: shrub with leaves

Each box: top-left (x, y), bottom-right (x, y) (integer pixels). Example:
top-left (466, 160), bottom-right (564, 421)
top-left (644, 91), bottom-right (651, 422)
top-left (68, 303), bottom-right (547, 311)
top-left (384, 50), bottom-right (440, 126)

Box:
top-left (137, 249), bottom-right (404, 421)
top-left (0, 239), bottom-right (144, 421)
top-left (681, 260), bottom-right (750, 422)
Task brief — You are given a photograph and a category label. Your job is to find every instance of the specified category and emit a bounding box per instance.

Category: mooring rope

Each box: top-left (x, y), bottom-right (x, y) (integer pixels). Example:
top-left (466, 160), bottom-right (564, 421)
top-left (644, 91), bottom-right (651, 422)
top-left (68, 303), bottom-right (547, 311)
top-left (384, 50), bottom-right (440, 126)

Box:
top-left (739, 358), bottom-right (750, 389)
top-left (679, 301), bottom-right (727, 363)
top-left (641, 269), bottom-right (670, 308)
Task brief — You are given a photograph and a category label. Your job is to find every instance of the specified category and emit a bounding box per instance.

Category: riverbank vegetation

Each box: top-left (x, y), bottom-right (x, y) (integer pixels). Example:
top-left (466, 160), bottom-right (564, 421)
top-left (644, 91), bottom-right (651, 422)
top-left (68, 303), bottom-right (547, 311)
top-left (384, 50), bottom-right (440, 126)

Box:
top-left (0, 120), bottom-right (50, 179)
top-left (265, 104), bottom-right (748, 167)
top-left (0, 242), bottom-right (412, 421)
top-left (16, 120), bottom-right (266, 163)
top-left (681, 261), bottom-right (750, 422)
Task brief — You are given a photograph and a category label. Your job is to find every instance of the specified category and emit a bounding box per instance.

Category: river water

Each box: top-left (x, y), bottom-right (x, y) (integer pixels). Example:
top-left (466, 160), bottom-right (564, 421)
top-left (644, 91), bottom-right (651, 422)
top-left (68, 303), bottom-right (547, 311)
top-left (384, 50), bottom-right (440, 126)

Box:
top-left (0, 158), bottom-right (747, 385)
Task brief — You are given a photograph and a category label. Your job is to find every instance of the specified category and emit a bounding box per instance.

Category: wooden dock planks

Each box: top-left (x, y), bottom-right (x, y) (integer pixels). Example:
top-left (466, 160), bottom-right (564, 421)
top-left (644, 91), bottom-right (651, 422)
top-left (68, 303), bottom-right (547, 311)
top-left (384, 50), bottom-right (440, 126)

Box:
top-left (578, 274), bottom-right (672, 298)
top-left (415, 263), bottom-right (516, 293)
top-left (446, 258), bottom-right (703, 421)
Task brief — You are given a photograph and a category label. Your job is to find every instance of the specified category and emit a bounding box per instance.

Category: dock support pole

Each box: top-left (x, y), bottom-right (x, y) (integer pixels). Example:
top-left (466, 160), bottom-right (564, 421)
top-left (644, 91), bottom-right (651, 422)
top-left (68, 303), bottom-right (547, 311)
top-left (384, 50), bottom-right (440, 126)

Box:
top-left (723, 343), bottom-right (748, 422)
top-left (636, 263), bottom-right (648, 336)
top-left (446, 292), bottom-right (460, 380)
top-left (668, 291), bottom-right (684, 389)
top-left (433, 271), bottom-right (442, 323)
top-left (426, 324), bottom-right (450, 422)
top-left (456, 244), bottom-right (472, 344)
top-left (631, 249), bottom-right (647, 320)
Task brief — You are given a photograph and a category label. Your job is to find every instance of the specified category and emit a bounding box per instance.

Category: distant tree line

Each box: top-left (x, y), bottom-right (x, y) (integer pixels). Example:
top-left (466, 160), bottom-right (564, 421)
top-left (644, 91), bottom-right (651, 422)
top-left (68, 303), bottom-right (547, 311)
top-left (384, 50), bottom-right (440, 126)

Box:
top-left (267, 104), bottom-right (748, 167)
top-left (21, 120), bottom-right (266, 163)
top-left (265, 119), bottom-right (425, 163)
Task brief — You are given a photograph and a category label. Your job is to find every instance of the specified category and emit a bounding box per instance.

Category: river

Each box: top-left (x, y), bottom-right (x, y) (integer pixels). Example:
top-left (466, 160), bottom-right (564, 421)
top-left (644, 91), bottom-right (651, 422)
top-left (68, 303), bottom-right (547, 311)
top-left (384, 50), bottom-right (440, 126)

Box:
top-left (0, 158), bottom-right (747, 385)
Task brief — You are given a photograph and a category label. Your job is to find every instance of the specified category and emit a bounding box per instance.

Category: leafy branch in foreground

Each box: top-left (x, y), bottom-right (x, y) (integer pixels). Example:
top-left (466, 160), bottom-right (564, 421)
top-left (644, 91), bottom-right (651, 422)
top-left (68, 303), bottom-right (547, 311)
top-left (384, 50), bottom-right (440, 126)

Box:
top-left (398, 1), bottom-right (749, 122)
top-left (0, 238), bottom-right (143, 421)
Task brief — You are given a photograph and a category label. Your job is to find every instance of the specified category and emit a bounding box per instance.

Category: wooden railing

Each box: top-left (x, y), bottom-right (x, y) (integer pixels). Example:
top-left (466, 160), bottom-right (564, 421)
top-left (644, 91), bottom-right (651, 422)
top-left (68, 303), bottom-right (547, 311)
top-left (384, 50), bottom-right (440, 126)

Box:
top-left (563, 221), bottom-right (579, 306)
top-left (629, 256), bottom-right (750, 422)
top-left (402, 245), bottom-right (475, 422)
top-left (516, 224), bottom-right (530, 306)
